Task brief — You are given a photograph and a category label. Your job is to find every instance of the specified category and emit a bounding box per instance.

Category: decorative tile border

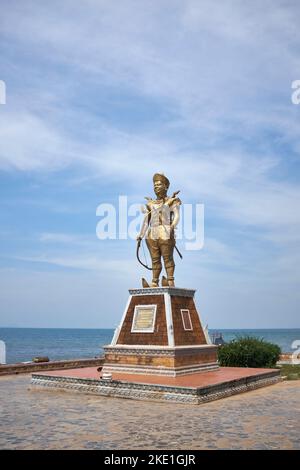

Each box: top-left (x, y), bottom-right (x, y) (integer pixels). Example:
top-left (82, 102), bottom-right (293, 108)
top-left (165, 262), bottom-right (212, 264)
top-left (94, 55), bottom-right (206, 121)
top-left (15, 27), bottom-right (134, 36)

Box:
top-left (129, 287), bottom-right (196, 297)
top-left (104, 344), bottom-right (217, 356)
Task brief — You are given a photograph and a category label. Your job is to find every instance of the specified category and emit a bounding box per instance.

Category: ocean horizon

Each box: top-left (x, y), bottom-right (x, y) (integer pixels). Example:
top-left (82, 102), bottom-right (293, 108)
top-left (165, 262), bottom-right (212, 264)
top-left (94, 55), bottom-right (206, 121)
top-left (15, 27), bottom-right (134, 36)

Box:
top-left (0, 327), bottom-right (299, 364)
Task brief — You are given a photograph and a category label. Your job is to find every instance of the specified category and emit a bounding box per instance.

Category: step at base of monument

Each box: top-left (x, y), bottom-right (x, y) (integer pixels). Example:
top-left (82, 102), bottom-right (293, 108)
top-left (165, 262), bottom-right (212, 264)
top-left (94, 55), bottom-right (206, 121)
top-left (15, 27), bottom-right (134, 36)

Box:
top-left (31, 367), bottom-right (281, 405)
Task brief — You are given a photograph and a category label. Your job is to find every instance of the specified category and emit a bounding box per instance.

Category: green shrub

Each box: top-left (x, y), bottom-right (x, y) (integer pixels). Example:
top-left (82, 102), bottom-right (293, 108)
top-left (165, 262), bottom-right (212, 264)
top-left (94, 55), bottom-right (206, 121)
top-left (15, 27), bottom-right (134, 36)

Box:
top-left (218, 336), bottom-right (281, 368)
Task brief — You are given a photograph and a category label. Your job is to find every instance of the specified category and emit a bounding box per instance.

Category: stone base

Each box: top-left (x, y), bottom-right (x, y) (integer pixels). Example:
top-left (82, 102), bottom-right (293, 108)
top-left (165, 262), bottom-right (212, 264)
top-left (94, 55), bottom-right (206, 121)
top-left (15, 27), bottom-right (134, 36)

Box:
top-left (31, 366), bottom-right (281, 405)
top-left (103, 344), bottom-right (218, 377)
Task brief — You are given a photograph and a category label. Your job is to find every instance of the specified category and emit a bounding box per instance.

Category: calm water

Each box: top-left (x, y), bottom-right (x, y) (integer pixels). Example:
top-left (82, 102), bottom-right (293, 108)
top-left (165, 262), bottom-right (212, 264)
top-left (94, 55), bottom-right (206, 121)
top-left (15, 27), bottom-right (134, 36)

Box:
top-left (0, 328), bottom-right (299, 364)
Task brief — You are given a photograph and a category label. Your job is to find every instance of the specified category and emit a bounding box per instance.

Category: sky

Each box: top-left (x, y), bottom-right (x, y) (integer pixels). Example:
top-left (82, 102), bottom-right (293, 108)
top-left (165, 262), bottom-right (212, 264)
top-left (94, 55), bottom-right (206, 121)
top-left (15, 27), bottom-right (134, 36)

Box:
top-left (0, 0), bottom-right (299, 329)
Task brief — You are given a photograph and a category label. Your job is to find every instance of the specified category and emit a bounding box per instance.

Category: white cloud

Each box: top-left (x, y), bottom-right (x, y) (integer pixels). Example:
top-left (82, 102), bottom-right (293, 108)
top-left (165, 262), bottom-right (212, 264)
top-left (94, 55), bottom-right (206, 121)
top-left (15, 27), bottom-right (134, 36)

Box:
top-left (0, 111), bottom-right (77, 171)
top-left (39, 232), bottom-right (88, 244)
top-left (14, 253), bottom-right (133, 273)
top-left (1, 1), bottom-right (300, 327)
top-left (2, 1), bottom-right (299, 122)
top-left (1, 2), bottom-right (299, 196)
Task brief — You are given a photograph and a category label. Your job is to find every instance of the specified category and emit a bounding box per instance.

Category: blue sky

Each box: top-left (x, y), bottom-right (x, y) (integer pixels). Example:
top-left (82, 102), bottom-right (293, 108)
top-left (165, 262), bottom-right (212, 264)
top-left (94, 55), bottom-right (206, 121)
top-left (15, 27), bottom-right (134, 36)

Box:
top-left (0, 0), bottom-right (299, 328)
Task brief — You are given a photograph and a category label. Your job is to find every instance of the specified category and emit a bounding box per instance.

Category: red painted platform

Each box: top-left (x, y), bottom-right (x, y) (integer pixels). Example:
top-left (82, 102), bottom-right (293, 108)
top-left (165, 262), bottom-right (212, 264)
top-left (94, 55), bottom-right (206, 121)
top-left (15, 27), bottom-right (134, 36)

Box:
top-left (37, 366), bottom-right (278, 388)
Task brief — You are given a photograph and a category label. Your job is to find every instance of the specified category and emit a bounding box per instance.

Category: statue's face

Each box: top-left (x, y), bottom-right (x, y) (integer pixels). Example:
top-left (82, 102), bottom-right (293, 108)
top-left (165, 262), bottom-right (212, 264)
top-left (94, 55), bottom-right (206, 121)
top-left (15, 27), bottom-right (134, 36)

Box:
top-left (154, 180), bottom-right (167, 198)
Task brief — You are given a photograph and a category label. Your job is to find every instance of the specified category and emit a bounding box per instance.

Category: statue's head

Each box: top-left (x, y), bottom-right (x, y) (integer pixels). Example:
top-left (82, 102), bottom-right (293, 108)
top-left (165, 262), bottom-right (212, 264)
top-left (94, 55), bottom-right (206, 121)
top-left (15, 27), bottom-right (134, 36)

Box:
top-left (153, 173), bottom-right (170, 199)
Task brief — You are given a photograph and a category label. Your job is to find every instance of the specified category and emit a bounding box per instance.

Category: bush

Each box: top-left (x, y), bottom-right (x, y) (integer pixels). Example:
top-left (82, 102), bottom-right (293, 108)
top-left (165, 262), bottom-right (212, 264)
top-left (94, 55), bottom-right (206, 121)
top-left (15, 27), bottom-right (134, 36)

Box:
top-left (218, 336), bottom-right (281, 368)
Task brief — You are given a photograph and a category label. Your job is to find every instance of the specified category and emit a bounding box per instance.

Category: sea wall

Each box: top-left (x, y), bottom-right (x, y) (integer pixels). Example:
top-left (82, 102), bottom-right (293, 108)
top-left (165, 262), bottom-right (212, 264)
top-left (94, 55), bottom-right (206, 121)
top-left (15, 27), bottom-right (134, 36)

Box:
top-left (0, 357), bottom-right (104, 376)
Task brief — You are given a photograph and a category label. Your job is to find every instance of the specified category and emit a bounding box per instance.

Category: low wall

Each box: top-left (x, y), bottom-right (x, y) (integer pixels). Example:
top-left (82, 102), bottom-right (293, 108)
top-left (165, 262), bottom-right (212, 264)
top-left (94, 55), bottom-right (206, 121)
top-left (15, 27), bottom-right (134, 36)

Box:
top-left (278, 352), bottom-right (299, 364)
top-left (0, 357), bottom-right (105, 376)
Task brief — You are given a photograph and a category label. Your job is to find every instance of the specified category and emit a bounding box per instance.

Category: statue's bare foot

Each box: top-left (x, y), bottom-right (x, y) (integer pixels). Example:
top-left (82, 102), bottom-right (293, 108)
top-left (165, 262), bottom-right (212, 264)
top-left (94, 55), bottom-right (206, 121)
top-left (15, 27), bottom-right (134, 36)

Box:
top-left (151, 279), bottom-right (159, 287)
top-left (168, 279), bottom-right (175, 287)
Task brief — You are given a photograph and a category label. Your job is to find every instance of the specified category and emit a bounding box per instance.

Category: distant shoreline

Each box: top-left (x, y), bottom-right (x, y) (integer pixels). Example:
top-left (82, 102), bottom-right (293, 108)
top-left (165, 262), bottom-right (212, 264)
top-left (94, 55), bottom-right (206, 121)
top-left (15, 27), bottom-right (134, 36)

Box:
top-left (1, 327), bottom-right (299, 329)
top-left (1, 327), bottom-right (299, 364)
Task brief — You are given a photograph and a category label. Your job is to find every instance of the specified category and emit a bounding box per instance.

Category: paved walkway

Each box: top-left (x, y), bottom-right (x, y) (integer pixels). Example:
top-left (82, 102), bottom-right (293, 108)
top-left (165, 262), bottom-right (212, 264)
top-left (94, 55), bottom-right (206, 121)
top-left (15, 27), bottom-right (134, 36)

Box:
top-left (0, 374), bottom-right (299, 449)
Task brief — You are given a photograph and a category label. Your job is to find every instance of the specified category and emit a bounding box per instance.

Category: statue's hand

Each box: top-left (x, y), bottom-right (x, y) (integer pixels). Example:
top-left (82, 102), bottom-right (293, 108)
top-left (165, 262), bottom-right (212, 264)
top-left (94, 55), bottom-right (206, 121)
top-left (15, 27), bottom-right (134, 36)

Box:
top-left (136, 235), bottom-right (142, 242)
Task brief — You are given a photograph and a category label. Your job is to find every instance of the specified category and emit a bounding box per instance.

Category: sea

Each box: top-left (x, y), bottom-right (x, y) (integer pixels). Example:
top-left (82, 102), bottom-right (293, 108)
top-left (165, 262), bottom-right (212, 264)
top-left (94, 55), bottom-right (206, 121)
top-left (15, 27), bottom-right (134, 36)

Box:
top-left (0, 328), bottom-right (299, 364)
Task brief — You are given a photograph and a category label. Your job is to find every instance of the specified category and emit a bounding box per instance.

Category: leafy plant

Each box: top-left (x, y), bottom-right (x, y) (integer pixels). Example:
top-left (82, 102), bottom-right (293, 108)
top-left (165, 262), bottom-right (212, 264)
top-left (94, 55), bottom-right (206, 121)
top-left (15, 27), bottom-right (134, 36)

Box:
top-left (218, 336), bottom-right (281, 368)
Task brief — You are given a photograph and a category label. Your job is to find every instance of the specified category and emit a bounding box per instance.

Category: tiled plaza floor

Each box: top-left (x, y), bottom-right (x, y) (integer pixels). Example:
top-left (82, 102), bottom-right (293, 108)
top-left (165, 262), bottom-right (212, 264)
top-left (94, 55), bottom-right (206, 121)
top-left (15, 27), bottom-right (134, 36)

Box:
top-left (0, 374), bottom-right (299, 449)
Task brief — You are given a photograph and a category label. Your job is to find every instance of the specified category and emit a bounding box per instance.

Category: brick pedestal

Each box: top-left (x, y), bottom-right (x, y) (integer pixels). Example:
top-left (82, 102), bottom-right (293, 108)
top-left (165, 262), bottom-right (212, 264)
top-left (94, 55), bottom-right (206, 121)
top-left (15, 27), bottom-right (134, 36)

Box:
top-left (103, 287), bottom-right (219, 377)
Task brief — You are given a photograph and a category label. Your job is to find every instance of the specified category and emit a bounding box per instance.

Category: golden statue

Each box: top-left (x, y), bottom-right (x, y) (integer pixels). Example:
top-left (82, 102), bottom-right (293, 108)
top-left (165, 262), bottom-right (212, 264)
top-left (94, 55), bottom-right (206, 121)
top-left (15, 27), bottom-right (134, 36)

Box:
top-left (137, 173), bottom-right (182, 287)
